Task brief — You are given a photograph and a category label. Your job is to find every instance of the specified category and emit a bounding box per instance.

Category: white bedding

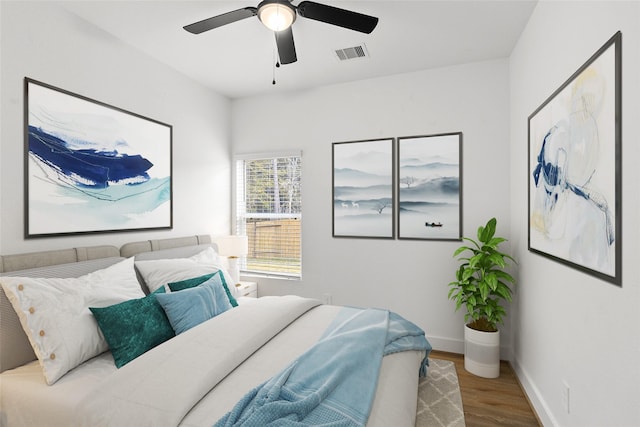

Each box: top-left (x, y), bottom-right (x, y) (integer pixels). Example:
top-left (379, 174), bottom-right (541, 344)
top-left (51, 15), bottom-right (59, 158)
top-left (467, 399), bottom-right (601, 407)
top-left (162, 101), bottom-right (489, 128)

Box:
top-left (179, 299), bottom-right (423, 427)
top-left (0, 353), bottom-right (116, 426)
top-left (0, 297), bottom-right (424, 427)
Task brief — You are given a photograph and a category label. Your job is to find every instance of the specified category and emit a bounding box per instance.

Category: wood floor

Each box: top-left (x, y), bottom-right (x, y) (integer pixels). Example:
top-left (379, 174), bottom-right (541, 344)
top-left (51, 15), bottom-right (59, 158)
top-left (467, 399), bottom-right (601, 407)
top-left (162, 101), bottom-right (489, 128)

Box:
top-left (430, 350), bottom-right (541, 427)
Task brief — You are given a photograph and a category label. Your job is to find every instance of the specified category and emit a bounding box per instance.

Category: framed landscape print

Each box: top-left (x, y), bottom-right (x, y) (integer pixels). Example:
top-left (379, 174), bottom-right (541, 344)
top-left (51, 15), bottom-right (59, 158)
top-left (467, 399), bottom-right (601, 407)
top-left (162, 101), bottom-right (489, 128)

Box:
top-left (25, 78), bottom-right (173, 237)
top-left (332, 138), bottom-right (395, 239)
top-left (397, 132), bottom-right (462, 240)
top-left (528, 31), bottom-right (621, 286)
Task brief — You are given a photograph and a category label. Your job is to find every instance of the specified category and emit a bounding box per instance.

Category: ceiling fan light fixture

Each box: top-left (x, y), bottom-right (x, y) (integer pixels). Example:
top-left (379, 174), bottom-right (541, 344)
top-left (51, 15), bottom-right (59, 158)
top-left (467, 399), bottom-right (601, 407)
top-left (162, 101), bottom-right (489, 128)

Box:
top-left (258, 1), bottom-right (296, 32)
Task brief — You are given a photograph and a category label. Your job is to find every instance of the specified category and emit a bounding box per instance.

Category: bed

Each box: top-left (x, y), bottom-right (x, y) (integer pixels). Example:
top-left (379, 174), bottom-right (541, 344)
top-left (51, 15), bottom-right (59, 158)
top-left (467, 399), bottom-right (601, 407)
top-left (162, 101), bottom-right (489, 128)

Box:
top-left (0, 235), bottom-right (431, 427)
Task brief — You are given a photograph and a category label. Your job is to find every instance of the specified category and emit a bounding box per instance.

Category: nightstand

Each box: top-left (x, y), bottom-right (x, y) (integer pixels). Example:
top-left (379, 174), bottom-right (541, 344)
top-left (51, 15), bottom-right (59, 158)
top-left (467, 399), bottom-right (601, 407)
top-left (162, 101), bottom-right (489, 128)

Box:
top-left (235, 281), bottom-right (258, 298)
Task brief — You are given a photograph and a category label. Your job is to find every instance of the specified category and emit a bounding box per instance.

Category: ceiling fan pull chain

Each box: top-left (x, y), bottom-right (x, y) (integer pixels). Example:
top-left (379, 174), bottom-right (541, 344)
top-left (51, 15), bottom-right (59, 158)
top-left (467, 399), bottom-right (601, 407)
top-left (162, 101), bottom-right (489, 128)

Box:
top-left (272, 46), bottom-right (277, 85)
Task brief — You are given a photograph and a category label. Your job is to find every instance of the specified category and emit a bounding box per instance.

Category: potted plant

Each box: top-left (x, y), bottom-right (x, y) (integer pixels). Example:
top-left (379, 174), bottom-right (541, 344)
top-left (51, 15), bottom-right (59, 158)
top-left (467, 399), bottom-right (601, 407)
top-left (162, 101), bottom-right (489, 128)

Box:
top-left (448, 217), bottom-right (516, 378)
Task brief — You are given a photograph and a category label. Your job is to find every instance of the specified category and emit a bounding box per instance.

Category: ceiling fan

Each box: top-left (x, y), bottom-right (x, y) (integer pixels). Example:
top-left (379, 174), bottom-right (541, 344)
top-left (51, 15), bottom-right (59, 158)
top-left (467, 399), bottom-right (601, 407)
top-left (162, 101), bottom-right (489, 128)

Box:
top-left (183, 0), bottom-right (379, 65)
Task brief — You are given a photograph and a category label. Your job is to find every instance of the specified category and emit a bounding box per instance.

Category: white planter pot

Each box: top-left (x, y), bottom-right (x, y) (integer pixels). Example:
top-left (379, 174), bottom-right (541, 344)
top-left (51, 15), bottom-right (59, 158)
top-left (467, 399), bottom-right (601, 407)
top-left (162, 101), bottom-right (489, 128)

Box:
top-left (464, 324), bottom-right (500, 378)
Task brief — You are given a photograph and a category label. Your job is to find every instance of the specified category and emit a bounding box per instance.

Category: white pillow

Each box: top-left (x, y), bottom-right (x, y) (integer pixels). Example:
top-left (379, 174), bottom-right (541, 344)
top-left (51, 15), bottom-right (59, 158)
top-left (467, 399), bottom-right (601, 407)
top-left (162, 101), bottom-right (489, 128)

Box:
top-left (0, 257), bottom-right (144, 385)
top-left (190, 246), bottom-right (222, 265)
top-left (135, 247), bottom-right (236, 296)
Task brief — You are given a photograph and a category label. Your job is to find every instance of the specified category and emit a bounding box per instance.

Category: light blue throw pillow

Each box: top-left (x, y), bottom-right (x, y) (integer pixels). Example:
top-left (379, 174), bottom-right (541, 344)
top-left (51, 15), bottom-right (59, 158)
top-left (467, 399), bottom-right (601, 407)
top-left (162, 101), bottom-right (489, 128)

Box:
top-left (156, 274), bottom-right (233, 335)
top-left (168, 271), bottom-right (237, 307)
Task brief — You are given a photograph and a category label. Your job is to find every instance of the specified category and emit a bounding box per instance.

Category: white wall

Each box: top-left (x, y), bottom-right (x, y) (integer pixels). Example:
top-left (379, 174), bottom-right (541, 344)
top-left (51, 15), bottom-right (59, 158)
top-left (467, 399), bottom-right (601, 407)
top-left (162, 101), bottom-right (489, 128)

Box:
top-left (509, 1), bottom-right (640, 426)
top-left (232, 59), bottom-right (513, 354)
top-left (0, 1), bottom-right (232, 254)
top-left (6, 2), bottom-right (638, 425)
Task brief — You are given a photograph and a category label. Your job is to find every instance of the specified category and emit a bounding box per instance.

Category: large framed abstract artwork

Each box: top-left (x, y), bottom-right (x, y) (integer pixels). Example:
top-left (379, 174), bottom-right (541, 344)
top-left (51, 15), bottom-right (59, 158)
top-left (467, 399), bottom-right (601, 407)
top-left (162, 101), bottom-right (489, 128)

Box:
top-left (24, 78), bottom-right (173, 237)
top-left (332, 138), bottom-right (395, 239)
top-left (397, 132), bottom-right (462, 241)
top-left (528, 31), bottom-right (621, 286)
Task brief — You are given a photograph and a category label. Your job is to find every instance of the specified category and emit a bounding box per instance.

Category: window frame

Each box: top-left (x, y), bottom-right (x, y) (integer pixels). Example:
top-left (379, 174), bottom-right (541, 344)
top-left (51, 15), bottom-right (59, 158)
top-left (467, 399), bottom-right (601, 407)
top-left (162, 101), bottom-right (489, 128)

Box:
top-left (233, 151), bottom-right (302, 279)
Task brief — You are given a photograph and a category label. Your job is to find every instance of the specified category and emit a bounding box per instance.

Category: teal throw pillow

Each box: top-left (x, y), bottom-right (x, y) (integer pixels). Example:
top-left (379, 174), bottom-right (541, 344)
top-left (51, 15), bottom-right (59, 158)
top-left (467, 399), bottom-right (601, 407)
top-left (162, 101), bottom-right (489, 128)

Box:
top-left (168, 270), bottom-right (238, 307)
top-left (90, 288), bottom-right (175, 368)
top-left (157, 274), bottom-right (233, 335)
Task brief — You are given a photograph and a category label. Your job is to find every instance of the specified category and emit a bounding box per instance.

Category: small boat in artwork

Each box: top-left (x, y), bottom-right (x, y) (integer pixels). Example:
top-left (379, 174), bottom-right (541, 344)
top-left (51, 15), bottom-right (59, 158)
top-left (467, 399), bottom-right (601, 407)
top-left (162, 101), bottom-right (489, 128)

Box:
top-left (425, 221), bottom-right (443, 227)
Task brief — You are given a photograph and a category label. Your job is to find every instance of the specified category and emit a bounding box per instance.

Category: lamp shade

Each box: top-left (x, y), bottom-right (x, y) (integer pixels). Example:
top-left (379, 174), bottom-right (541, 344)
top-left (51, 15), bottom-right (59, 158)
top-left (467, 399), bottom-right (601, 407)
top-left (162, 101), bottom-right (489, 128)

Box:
top-left (258, 1), bottom-right (296, 32)
top-left (216, 235), bottom-right (248, 258)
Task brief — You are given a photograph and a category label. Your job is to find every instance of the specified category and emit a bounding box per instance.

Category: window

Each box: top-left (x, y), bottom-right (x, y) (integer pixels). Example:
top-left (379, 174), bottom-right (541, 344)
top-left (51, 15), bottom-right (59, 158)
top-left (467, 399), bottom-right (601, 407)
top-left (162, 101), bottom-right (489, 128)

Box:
top-left (235, 152), bottom-right (301, 278)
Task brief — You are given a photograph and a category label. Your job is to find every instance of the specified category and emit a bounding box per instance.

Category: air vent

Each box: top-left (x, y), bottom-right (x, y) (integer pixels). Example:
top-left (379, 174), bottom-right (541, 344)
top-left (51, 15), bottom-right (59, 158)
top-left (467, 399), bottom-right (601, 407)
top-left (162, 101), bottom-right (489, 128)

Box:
top-left (334, 44), bottom-right (369, 61)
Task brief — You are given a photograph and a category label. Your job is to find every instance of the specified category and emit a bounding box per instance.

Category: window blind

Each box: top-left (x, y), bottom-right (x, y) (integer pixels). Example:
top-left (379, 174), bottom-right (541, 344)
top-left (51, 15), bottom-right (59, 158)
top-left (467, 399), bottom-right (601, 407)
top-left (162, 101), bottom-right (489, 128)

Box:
top-left (235, 154), bottom-right (301, 278)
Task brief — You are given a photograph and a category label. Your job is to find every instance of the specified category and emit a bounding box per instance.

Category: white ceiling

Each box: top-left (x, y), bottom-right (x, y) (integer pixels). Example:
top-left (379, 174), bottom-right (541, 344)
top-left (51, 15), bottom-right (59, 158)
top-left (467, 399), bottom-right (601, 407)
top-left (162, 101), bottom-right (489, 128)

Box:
top-left (61, 0), bottom-right (537, 99)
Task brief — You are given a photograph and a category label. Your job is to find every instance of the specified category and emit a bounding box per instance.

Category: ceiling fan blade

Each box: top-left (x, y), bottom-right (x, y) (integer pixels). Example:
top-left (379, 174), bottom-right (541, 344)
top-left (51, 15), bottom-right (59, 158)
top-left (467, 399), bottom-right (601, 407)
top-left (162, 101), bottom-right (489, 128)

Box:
top-left (297, 1), bottom-right (378, 34)
top-left (184, 7), bottom-right (258, 34)
top-left (275, 27), bottom-right (297, 64)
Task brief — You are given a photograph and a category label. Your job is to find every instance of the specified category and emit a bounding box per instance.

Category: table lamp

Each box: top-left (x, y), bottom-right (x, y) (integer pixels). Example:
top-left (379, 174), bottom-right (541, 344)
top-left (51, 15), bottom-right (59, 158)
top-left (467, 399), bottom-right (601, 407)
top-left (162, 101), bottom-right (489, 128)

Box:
top-left (216, 235), bottom-right (248, 285)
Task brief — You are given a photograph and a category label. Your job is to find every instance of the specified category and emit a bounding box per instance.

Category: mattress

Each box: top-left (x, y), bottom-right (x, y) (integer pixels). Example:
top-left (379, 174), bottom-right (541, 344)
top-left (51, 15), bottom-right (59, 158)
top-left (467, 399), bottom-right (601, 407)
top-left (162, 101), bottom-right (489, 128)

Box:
top-left (0, 299), bottom-right (424, 427)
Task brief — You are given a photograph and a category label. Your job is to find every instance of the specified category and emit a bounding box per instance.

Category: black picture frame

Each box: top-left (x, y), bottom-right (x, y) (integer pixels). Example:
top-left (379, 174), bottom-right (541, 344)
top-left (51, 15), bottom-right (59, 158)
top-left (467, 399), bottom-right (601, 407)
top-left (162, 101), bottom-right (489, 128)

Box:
top-left (397, 132), bottom-right (462, 241)
top-left (24, 78), bottom-right (173, 237)
top-left (332, 138), bottom-right (395, 239)
top-left (527, 31), bottom-right (622, 286)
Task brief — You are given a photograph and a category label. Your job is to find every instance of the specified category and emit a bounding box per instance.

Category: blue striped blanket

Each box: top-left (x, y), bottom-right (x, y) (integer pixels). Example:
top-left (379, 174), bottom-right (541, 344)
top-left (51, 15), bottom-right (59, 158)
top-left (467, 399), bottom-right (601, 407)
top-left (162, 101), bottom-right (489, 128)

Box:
top-left (214, 307), bottom-right (431, 426)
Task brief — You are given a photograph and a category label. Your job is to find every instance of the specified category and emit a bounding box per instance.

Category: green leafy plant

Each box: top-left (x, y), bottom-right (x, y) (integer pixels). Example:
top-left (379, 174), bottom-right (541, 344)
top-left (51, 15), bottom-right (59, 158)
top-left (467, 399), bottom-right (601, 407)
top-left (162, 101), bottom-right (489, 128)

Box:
top-left (448, 217), bottom-right (516, 332)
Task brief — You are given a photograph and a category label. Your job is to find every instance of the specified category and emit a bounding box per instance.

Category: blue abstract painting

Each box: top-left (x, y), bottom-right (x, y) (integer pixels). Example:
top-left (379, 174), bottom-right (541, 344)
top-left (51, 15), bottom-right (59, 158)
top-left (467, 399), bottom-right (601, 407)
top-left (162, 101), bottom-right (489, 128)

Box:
top-left (528, 32), bottom-right (621, 285)
top-left (397, 133), bottom-right (461, 240)
top-left (25, 79), bottom-right (172, 236)
top-left (332, 138), bottom-right (394, 238)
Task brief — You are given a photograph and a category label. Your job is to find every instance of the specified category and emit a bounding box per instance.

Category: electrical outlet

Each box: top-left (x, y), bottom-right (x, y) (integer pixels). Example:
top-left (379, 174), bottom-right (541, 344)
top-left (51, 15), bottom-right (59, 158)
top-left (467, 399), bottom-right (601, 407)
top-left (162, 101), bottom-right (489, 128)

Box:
top-left (323, 293), bottom-right (332, 305)
top-left (561, 381), bottom-right (570, 414)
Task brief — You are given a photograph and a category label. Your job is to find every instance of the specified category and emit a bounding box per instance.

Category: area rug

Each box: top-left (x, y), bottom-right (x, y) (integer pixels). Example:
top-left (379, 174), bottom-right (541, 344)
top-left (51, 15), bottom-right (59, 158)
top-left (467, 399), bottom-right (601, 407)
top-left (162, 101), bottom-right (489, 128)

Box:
top-left (416, 358), bottom-right (466, 427)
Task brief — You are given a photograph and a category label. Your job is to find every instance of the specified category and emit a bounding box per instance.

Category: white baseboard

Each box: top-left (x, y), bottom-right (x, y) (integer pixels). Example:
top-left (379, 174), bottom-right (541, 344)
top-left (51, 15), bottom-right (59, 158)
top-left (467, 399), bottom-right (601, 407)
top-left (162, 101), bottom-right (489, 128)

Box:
top-left (427, 335), bottom-right (511, 360)
top-left (511, 356), bottom-right (557, 427)
top-left (427, 335), bottom-right (464, 354)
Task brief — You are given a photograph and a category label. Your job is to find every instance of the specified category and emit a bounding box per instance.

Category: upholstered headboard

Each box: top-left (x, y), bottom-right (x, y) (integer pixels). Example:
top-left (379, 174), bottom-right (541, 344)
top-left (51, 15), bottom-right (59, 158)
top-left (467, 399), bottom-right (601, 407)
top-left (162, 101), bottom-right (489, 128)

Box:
top-left (119, 234), bottom-right (212, 258)
top-left (0, 235), bottom-right (213, 373)
top-left (0, 245), bottom-right (120, 274)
